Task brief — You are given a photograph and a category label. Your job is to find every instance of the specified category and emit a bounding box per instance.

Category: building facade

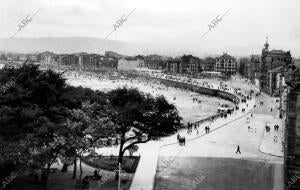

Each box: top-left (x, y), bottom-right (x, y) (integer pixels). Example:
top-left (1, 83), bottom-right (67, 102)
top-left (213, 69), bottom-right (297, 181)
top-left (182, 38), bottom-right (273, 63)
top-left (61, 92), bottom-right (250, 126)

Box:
top-left (143, 55), bottom-right (167, 71)
top-left (166, 58), bottom-right (181, 74)
top-left (239, 55), bottom-right (261, 84)
top-left (267, 66), bottom-right (286, 96)
top-left (117, 57), bottom-right (144, 71)
top-left (284, 66), bottom-right (300, 189)
top-left (215, 53), bottom-right (237, 75)
top-left (260, 40), bottom-right (292, 95)
top-left (180, 55), bottom-right (201, 75)
top-left (201, 57), bottom-right (216, 72)
top-left (250, 55), bottom-right (261, 85)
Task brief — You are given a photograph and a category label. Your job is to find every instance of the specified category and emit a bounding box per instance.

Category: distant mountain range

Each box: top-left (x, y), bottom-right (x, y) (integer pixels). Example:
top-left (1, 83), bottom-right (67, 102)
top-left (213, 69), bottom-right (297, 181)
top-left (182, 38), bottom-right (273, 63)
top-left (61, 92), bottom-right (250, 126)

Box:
top-left (0, 37), bottom-right (299, 58)
top-left (0, 37), bottom-right (144, 55)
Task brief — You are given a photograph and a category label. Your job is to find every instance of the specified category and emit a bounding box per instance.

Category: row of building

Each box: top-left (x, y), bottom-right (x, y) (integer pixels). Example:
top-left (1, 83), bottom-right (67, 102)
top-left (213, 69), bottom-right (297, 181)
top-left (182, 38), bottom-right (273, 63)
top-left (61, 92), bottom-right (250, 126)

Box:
top-left (238, 39), bottom-right (300, 97)
top-left (0, 51), bottom-right (120, 69)
top-left (0, 51), bottom-right (240, 76)
top-left (235, 40), bottom-right (300, 190)
top-left (2, 41), bottom-right (298, 98)
top-left (118, 53), bottom-right (237, 76)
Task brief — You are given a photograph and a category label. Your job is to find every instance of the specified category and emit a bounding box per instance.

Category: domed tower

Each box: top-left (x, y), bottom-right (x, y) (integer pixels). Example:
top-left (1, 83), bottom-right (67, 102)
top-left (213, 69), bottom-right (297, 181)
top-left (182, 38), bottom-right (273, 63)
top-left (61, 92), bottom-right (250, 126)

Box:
top-left (261, 36), bottom-right (269, 61)
top-left (264, 36), bottom-right (269, 51)
top-left (260, 36), bottom-right (269, 91)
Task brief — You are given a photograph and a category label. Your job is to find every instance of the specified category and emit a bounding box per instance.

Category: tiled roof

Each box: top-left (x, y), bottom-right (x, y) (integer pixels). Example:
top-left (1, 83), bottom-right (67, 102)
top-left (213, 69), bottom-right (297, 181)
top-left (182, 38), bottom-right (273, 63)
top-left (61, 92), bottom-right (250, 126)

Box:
top-left (217, 53), bottom-right (236, 61)
top-left (268, 50), bottom-right (289, 54)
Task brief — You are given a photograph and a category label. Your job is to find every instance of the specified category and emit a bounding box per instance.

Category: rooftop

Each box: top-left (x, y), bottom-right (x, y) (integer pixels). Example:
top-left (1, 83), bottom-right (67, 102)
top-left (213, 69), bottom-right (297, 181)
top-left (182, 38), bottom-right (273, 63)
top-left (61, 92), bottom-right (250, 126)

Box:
top-left (216, 53), bottom-right (236, 61)
top-left (267, 50), bottom-right (290, 55)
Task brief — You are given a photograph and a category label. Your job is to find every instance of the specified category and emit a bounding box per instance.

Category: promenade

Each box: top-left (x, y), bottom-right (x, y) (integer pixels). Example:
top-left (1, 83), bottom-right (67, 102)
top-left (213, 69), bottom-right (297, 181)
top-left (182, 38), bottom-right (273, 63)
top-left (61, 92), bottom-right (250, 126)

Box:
top-left (130, 75), bottom-right (284, 190)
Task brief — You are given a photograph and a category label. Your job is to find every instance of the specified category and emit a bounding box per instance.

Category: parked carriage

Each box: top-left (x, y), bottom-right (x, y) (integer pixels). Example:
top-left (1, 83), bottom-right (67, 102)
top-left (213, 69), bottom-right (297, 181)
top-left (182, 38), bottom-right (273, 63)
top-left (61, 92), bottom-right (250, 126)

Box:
top-left (217, 104), bottom-right (234, 114)
top-left (265, 123), bottom-right (271, 132)
top-left (177, 135), bottom-right (186, 146)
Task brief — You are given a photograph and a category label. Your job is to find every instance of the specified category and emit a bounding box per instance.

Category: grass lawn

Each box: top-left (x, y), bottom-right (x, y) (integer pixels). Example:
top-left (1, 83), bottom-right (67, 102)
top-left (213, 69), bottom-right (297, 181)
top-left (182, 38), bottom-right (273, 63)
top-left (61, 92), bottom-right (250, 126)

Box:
top-left (10, 169), bottom-right (134, 190)
top-left (8, 156), bottom-right (140, 190)
top-left (154, 157), bottom-right (276, 190)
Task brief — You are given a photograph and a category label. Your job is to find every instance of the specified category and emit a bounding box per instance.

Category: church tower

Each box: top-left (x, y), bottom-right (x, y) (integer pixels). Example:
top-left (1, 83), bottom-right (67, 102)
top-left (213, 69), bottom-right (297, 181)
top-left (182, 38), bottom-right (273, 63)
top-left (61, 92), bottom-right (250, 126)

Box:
top-left (264, 36), bottom-right (269, 51)
top-left (262, 36), bottom-right (269, 60)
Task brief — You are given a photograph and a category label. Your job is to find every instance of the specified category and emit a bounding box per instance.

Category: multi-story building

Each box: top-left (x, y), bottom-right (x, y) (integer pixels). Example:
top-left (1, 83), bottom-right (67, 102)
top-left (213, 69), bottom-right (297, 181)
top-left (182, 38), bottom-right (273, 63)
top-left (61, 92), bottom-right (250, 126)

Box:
top-left (27, 54), bottom-right (40, 62)
top-left (201, 57), bottom-right (215, 72)
top-left (6, 53), bottom-right (19, 61)
top-left (19, 55), bottom-right (27, 61)
top-left (284, 66), bottom-right (300, 190)
top-left (260, 39), bottom-right (292, 95)
top-left (181, 55), bottom-right (201, 75)
top-left (166, 58), bottom-right (181, 74)
top-left (102, 57), bottom-right (118, 69)
top-left (144, 55), bottom-right (166, 71)
top-left (250, 55), bottom-right (261, 83)
top-left (117, 57), bottom-right (144, 71)
top-left (89, 54), bottom-right (101, 68)
top-left (57, 54), bottom-right (79, 66)
top-left (78, 53), bottom-right (91, 68)
top-left (215, 53), bottom-right (237, 75)
top-left (0, 54), bottom-right (7, 60)
top-left (293, 58), bottom-right (300, 68)
top-left (267, 66), bottom-right (286, 96)
top-left (238, 57), bottom-right (251, 78)
top-left (238, 55), bottom-right (261, 85)
top-left (248, 55), bottom-right (261, 87)
top-left (39, 52), bottom-right (54, 64)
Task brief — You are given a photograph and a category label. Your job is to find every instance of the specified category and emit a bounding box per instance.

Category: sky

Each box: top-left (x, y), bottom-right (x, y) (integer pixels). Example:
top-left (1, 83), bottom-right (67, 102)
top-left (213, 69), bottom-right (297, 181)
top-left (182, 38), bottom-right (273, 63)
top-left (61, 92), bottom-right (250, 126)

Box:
top-left (0, 0), bottom-right (299, 57)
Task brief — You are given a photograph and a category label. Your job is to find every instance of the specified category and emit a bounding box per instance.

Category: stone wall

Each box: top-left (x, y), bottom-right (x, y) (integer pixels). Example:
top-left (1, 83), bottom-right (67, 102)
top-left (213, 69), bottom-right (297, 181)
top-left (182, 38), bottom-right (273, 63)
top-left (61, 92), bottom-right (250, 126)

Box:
top-left (128, 74), bottom-right (239, 104)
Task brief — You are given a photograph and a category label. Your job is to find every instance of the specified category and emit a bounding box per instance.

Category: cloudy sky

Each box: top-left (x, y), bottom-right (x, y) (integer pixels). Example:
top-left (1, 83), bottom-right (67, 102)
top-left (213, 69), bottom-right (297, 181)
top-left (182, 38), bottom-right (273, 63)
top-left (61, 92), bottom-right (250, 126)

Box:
top-left (0, 0), bottom-right (299, 57)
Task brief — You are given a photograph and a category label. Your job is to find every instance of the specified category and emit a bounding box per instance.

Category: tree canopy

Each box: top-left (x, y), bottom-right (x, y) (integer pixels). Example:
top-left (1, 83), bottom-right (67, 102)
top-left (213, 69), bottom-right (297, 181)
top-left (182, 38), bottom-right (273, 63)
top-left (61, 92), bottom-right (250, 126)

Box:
top-left (0, 63), bottom-right (182, 183)
top-left (106, 87), bottom-right (182, 179)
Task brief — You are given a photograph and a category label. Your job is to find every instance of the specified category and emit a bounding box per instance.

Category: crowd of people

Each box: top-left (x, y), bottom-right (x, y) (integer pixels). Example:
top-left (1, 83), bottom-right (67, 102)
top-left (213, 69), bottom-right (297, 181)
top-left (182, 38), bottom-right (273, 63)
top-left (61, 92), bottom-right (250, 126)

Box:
top-left (65, 69), bottom-right (282, 157)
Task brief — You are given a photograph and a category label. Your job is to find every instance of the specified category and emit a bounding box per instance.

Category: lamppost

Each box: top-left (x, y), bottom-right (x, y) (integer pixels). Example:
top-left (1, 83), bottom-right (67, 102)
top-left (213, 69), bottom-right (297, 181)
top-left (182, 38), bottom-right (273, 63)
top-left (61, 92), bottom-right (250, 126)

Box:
top-left (114, 162), bottom-right (126, 190)
top-left (117, 163), bottom-right (121, 190)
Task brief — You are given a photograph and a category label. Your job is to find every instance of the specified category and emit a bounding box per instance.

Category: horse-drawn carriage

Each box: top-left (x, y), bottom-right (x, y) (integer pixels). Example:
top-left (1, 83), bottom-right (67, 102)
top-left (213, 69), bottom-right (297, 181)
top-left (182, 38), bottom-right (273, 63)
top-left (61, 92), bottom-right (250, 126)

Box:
top-left (177, 134), bottom-right (186, 146)
top-left (265, 123), bottom-right (271, 132)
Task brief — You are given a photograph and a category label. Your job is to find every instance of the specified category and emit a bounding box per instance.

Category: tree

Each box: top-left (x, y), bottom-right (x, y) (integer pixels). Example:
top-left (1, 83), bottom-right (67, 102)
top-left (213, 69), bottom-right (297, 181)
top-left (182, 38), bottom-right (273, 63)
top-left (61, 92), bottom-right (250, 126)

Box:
top-left (107, 88), bottom-right (182, 179)
top-left (0, 63), bottom-right (118, 184)
top-left (128, 145), bottom-right (139, 157)
top-left (0, 63), bottom-right (91, 182)
top-left (63, 101), bottom-right (115, 179)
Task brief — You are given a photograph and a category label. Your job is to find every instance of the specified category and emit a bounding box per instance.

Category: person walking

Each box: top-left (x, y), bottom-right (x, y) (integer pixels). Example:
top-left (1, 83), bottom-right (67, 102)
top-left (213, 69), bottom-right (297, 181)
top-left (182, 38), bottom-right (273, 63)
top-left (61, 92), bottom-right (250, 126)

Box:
top-left (236, 145), bottom-right (241, 154)
top-left (194, 123), bottom-right (197, 130)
